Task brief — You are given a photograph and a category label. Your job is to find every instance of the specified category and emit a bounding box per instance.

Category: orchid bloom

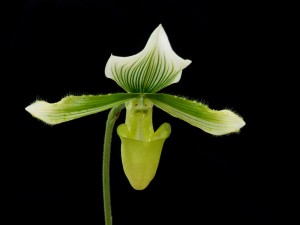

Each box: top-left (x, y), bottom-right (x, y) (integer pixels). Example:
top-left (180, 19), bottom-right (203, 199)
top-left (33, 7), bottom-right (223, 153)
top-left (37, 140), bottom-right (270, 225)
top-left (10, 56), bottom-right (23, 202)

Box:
top-left (25, 24), bottom-right (245, 190)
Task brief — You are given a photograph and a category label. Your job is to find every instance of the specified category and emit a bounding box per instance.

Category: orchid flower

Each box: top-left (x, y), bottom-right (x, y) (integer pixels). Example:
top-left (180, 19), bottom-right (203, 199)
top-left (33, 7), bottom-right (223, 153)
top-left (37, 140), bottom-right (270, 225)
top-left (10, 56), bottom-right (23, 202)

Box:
top-left (25, 24), bottom-right (245, 224)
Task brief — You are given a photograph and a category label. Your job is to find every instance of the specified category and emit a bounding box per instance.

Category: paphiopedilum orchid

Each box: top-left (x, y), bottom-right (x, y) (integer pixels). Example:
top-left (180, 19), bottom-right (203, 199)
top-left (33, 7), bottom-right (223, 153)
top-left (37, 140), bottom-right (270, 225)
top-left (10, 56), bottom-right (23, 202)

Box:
top-left (26, 24), bottom-right (245, 224)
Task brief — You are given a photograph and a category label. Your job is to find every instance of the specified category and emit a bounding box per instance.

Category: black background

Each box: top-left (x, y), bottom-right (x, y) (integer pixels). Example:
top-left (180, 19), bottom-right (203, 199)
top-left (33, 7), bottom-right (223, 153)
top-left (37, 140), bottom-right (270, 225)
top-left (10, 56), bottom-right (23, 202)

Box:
top-left (7, 0), bottom-right (266, 224)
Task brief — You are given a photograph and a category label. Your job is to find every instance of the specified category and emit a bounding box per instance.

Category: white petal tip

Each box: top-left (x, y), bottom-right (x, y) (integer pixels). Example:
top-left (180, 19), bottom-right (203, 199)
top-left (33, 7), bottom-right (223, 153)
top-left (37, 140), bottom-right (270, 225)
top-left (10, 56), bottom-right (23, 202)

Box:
top-left (25, 101), bottom-right (54, 125)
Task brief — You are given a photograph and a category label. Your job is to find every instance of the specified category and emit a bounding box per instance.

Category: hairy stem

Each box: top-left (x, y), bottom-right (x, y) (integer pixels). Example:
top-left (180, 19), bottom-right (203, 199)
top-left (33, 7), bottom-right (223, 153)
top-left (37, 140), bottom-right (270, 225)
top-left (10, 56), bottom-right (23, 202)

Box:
top-left (103, 104), bottom-right (124, 225)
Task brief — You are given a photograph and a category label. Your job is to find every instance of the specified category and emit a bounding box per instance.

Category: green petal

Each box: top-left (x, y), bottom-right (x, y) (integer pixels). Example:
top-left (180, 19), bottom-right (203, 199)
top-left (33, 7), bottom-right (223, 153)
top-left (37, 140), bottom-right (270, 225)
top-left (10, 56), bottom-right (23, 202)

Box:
top-left (145, 93), bottom-right (246, 136)
top-left (25, 93), bottom-right (139, 125)
top-left (105, 24), bottom-right (191, 93)
top-left (118, 123), bottom-right (171, 190)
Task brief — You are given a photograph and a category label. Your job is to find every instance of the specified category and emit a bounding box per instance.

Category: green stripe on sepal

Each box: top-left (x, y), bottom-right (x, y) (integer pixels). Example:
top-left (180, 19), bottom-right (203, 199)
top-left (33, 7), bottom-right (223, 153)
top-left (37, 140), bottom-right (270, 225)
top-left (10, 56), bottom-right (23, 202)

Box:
top-left (25, 93), bottom-right (139, 125)
top-left (105, 24), bottom-right (191, 93)
top-left (146, 93), bottom-right (246, 136)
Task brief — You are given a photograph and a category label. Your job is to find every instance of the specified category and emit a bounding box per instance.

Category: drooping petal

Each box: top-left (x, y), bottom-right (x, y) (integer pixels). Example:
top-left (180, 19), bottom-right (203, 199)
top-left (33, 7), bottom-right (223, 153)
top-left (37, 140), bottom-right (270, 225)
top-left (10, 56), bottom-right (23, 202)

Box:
top-left (25, 93), bottom-right (139, 125)
top-left (105, 24), bottom-right (191, 93)
top-left (145, 94), bottom-right (245, 136)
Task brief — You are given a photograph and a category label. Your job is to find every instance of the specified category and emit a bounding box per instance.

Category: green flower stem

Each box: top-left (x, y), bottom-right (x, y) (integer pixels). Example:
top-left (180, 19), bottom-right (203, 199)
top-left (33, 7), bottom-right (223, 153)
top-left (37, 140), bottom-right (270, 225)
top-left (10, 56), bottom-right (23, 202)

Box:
top-left (103, 104), bottom-right (124, 225)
